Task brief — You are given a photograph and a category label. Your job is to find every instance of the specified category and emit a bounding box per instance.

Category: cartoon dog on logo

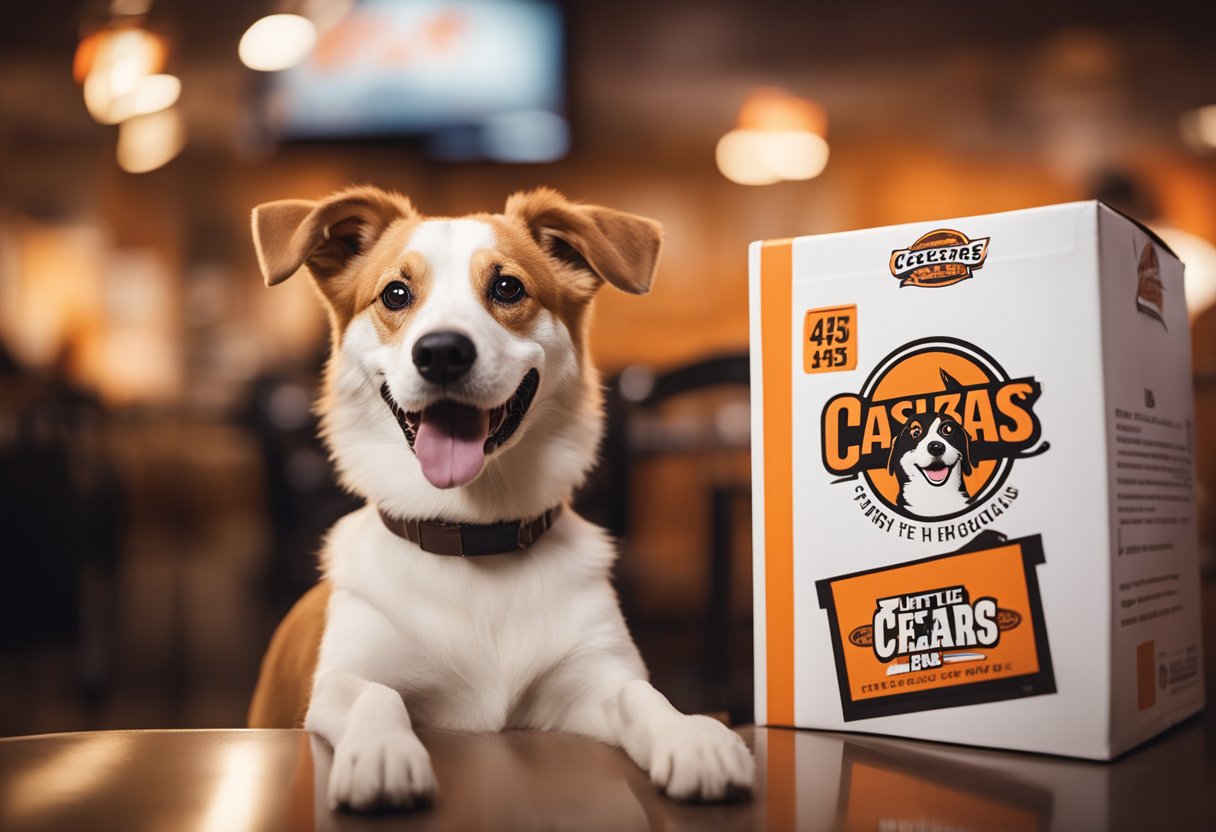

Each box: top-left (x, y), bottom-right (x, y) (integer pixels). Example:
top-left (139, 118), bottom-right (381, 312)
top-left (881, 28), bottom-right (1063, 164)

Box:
top-left (888, 410), bottom-right (974, 518)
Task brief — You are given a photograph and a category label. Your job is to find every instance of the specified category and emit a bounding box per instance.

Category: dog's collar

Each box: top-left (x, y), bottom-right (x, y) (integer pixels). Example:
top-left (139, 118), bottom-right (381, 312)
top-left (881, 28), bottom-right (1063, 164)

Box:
top-left (377, 505), bottom-right (563, 556)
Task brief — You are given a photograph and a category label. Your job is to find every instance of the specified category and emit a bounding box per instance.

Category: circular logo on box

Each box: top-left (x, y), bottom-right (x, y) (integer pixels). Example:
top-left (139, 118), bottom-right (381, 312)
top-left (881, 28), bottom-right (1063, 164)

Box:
top-left (821, 338), bottom-right (1050, 523)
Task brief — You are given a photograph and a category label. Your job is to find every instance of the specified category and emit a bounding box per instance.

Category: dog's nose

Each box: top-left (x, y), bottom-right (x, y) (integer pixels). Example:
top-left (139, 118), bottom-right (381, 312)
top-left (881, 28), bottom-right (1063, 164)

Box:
top-left (927, 440), bottom-right (946, 457)
top-left (412, 331), bottom-right (477, 384)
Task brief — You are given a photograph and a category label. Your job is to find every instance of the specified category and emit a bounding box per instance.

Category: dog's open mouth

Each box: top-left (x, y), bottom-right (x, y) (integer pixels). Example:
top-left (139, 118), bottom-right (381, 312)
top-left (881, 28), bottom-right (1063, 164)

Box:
top-left (917, 460), bottom-right (954, 486)
top-left (380, 369), bottom-right (540, 489)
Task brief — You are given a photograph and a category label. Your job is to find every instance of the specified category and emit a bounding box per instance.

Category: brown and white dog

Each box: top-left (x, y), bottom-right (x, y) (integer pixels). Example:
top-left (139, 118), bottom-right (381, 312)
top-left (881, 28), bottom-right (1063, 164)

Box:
top-left (246, 186), bottom-right (754, 811)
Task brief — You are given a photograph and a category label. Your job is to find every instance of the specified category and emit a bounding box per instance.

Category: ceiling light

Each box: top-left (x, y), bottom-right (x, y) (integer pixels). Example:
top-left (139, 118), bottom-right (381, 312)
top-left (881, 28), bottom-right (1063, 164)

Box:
top-left (78, 27), bottom-right (167, 124)
top-left (131, 74), bottom-right (181, 116)
top-left (239, 14), bottom-right (317, 72)
top-left (764, 131), bottom-right (830, 181)
top-left (117, 107), bottom-right (186, 173)
top-left (717, 89), bottom-right (829, 186)
top-left (1155, 226), bottom-right (1216, 318)
top-left (716, 130), bottom-right (784, 186)
top-left (1180, 105), bottom-right (1216, 152)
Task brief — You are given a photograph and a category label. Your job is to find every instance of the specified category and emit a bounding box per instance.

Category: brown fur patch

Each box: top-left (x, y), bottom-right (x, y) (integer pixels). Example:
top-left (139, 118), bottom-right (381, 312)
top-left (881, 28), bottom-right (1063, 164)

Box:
top-left (466, 249), bottom-right (541, 338)
top-left (483, 215), bottom-right (598, 356)
top-left (315, 218), bottom-right (427, 338)
top-left (361, 250), bottom-right (432, 344)
top-left (247, 581), bottom-right (331, 729)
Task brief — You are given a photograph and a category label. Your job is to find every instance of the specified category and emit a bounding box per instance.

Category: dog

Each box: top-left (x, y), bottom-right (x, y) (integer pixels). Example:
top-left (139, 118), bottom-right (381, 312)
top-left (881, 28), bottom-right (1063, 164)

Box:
top-left (887, 410), bottom-right (973, 517)
top-left (246, 185), bottom-right (754, 811)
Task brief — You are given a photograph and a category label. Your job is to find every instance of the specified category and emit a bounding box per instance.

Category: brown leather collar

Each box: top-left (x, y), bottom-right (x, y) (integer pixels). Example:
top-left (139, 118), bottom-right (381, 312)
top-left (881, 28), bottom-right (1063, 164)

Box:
top-left (377, 505), bottom-right (563, 556)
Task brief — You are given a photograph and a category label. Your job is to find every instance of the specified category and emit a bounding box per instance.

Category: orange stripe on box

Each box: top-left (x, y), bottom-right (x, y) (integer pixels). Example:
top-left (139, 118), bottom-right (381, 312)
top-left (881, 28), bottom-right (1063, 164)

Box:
top-left (761, 239), bottom-right (795, 726)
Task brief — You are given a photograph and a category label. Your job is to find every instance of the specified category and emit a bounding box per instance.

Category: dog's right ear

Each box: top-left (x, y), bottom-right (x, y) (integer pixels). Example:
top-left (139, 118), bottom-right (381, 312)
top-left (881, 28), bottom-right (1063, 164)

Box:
top-left (252, 187), bottom-right (415, 286)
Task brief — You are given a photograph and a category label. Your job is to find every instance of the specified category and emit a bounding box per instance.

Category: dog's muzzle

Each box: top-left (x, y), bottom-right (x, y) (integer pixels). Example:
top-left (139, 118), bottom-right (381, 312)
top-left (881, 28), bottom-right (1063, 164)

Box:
top-left (918, 459), bottom-right (954, 486)
top-left (380, 369), bottom-right (540, 489)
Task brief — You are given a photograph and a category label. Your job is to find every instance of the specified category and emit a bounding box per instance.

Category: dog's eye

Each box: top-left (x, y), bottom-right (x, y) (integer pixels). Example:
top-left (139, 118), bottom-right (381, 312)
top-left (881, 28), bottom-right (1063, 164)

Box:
top-left (941, 423), bottom-right (955, 436)
top-left (908, 424), bottom-right (922, 439)
top-left (490, 275), bottom-right (526, 305)
top-left (380, 281), bottom-right (412, 311)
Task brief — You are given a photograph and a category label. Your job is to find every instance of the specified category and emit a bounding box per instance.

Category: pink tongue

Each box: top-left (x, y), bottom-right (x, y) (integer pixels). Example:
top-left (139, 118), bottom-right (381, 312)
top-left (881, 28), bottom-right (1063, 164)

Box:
top-left (413, 401), bottom-right (490, 489)
top-left (926, 465), bottom-right (950, 484)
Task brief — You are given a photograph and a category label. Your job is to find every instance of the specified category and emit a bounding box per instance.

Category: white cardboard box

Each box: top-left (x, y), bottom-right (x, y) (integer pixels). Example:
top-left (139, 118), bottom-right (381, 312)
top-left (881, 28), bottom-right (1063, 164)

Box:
top-left (749, 201), bottom-right (1205, 759)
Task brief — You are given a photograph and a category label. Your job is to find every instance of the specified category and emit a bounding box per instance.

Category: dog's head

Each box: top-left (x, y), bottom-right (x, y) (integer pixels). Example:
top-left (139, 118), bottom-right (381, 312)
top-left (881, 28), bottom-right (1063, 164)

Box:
top-left (887, 411), bottom-right (973, 489)
top-left (251, 186), bottom-right (662, 522)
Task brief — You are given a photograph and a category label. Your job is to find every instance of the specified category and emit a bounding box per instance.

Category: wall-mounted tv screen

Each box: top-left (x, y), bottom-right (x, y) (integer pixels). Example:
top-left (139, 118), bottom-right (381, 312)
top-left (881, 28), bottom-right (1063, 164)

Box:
top-left (266, 0), bottom-right (567, 162)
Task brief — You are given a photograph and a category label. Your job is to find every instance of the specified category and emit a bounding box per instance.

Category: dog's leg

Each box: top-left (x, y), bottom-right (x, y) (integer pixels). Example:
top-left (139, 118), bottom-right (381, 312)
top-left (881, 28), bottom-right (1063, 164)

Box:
top-left (530, 660), bottom-right (754, 802)
top-left (307, 671), bottom-right (436, 810)
top-left (305, 591), bottom-right (436, 811)
top-left (614, 679), bottom-right (755, 801)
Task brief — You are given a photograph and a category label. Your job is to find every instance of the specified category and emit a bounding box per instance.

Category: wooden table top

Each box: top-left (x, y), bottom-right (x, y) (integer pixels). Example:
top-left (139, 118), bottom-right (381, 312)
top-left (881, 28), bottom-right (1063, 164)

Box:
top-left (1, 714), bottom-right (1212, 831)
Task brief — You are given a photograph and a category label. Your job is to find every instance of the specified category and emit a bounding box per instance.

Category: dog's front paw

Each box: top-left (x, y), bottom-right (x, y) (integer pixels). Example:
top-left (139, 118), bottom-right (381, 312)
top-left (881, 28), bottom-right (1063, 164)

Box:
top-left (649, 715), bottom-right (755, 802)
top-left (328, 729), bottom-right (437, 811)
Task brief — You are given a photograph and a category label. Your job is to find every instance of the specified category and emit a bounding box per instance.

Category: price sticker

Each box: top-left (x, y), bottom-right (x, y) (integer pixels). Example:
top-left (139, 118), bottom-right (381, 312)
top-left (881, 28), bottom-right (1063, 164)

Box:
top-left (804, 304), bottom-right (857, 374)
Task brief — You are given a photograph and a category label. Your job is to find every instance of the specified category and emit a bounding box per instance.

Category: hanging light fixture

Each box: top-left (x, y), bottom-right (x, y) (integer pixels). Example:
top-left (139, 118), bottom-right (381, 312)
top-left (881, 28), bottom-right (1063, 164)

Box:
top-left (116, 106), bottom-right (186, 174)
top-left (74, 2), bottom-right (187, 173)
top-left (716, 88), bottom-right (830, 186)
top-left (1180, 105), bottom-right (1216, 153)
top-left (238, 13), bottom-right (318, 72)
top-left (76, 25), bottom-right (172, 125)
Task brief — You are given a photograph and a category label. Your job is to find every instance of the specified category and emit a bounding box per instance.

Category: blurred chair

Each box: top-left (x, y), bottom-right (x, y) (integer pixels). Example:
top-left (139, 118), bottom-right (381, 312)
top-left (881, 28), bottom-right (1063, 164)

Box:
top-left (242, 360), bottom-right (360, 606)
top-left (0, 342), bottom-right (125, 725)
top-left (580, 353), bottom-right (752, 722)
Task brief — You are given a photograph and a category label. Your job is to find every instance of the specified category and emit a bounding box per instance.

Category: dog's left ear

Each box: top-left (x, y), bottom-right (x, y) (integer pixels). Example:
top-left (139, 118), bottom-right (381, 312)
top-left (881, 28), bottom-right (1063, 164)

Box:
top-left (252, 187), bottom-right (415, 287)
top-left (505, 188), bottom-right (663, 295)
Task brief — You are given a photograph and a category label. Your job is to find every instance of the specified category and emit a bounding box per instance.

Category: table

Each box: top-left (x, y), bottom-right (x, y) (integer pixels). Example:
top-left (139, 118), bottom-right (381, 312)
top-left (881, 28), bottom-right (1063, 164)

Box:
top-left (0, 713), bottom-right (1212, 831)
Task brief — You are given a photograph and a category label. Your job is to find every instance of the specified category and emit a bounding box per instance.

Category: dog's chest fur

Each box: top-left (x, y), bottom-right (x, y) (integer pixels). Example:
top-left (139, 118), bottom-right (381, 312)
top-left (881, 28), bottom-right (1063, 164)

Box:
top-left (319, 506), bottom-right (643, 732)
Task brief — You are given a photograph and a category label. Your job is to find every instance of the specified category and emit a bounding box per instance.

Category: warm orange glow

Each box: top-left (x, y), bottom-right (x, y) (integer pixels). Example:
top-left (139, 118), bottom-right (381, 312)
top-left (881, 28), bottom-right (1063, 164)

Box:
top-left (3, 737), bottom-right (126, 822)
top-left (72, 30), bottom-right (104, 84)
top-left (1180, 105), bottom-right (1216, 152)
top-left (717, 89), bottom-right (829, 186)
top-left (0, 221), bottom-right (106, 371)
top-left (0, 219), bottom-right (183, 404)
top-left (239, 15), bottom-right (317, 72)
top-left (716, 129), bottom-right (830, 185)
top-left (116, 107), bottom-right (186, 173)
top-left (1156, 226), bottom-right (1216, 317)
top-left (737, 87), bottom-right (827, 137)
top-left (78, 26), bottom-right (168, 125)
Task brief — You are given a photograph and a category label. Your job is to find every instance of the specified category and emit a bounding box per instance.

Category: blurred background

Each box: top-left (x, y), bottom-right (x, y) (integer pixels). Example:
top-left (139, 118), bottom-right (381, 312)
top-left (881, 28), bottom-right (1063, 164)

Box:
top-left (2, 0), bottom-right (1215, 737)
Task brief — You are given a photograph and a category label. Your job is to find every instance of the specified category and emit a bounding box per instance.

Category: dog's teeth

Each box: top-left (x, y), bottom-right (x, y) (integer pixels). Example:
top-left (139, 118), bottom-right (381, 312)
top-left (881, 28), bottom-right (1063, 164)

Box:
top-left (380, 384), bottom-right (418, 448)
top-left (482, 368), bottom-right (540, 453)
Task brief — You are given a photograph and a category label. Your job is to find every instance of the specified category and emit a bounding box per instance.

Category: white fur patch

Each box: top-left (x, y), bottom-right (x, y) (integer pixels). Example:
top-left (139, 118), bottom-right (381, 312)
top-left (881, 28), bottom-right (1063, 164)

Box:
top-left (392, 220), bottom-right (540, 412)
